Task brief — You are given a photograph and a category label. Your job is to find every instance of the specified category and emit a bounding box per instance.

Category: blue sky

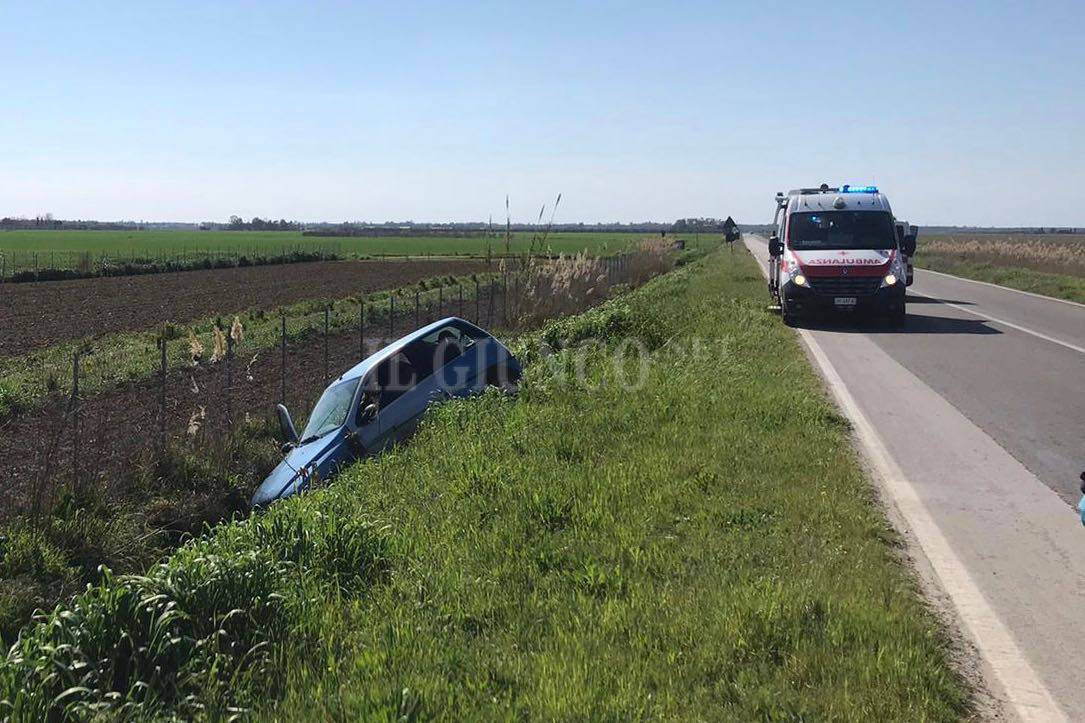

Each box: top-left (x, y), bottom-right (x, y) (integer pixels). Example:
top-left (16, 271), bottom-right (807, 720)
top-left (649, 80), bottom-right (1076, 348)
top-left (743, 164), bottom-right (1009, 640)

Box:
top-left (2, 1), bottom-right (1083, 225)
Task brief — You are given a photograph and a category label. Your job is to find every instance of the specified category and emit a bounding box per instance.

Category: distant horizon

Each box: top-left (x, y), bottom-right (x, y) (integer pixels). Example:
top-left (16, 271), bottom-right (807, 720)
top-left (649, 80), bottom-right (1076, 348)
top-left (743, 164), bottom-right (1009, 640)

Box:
top-left (3, 2), bottom-right (1082, 227)
top-left (2, 215), bottom-right (1082, 232)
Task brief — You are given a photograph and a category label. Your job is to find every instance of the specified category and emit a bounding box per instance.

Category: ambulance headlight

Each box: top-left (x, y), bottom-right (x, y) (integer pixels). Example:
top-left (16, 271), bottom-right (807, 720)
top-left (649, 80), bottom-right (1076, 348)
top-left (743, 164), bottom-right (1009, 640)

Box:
top-left (883, 274), bottom-right (897, 287)
top-left (793, 274), bottom-right (807, 287)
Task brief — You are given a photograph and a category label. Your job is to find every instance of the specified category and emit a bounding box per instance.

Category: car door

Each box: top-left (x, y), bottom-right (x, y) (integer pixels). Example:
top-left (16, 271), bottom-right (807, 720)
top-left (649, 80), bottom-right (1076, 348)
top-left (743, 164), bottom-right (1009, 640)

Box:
top-left (354, 351), bottom-right (428, 450)
top-left (384, 327), bottom-right (482, 439)
top-left (352, 369), bottom-right (393, 454)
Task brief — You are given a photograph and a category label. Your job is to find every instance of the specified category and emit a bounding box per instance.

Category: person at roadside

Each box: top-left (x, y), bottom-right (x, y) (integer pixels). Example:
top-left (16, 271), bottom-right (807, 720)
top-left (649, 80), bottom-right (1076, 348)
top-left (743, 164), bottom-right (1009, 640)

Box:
top-left (1077, 472), bottom-right (1085, 525)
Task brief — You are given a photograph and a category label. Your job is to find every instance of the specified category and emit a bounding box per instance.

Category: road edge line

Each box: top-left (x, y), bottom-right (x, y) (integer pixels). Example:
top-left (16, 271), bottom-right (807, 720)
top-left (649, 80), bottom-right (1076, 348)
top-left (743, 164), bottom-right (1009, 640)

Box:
top-left (908, 290), bottom-right (1085, 355)
top-left (918, 267), bottom-right (1085, 309)
top-left (796, 327), bottom-right (1066, 722)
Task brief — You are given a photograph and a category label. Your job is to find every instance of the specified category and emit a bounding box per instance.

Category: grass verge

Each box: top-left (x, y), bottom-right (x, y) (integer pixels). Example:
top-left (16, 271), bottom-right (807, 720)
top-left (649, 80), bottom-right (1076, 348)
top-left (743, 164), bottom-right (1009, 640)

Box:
top-left (918, 254), bottom-right (1085, 304)
top-left (0, 419), bottom-right (281, 645)
top-left (0, 249), bottom-right (968, 719)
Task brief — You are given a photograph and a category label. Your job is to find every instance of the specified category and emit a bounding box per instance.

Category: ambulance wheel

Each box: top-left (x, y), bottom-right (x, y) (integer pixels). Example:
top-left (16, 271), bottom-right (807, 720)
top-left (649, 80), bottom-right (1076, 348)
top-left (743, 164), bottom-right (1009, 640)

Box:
top-left (782, 300), bottom-right (798, 327)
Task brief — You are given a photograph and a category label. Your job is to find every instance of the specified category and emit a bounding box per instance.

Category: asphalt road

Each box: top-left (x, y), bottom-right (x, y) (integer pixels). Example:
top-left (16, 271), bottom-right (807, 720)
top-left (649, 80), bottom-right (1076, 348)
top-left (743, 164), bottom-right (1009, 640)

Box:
top-left (745, 235), bottom-right (1085, 720)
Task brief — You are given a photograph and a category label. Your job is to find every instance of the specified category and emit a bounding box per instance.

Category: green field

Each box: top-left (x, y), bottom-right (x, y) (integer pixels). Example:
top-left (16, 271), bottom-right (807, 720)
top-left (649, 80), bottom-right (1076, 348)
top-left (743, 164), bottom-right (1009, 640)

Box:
top-left (918, 233), bottom-right (1085, 303)
top-left (0, 249), bottom-right (968, 720)
top-left (0, 230), bottom-right (660, 274)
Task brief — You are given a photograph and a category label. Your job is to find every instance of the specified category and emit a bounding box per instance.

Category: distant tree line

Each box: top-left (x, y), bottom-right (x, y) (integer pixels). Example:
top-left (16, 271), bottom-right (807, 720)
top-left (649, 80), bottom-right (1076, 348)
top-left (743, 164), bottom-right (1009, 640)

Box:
top-left (305, 224), bottom-right (488, 238)
top-left (672, 217), bottom-right (730, 233)
top-left (302, 221), bottom-right (681, 234)
top-left (221, 216), bottom-right (301, 231)
top-left (0, 216), bottom-right (138, 231)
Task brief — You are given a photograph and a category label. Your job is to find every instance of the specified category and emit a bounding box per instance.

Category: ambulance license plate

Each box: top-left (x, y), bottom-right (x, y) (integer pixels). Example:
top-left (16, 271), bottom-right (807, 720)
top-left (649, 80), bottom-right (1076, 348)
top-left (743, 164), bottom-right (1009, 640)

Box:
top-left (834, 297), bottom-right (858, 307)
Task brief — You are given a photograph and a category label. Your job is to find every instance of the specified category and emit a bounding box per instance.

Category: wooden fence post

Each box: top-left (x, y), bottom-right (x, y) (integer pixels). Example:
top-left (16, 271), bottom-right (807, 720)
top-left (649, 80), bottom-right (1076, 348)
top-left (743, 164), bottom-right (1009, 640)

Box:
top-left (71, 351), bottom-right (80, 487)
top-left (280, 314), bottom-right (287, 405)
top-left (226, 333), bottom-right (233, 430)
top-left (158, 332), bottom-right (167, 454)
top-left (488, 280), bottom-right (495, 328)
top-left (323, 305), bottom-right (330, 387)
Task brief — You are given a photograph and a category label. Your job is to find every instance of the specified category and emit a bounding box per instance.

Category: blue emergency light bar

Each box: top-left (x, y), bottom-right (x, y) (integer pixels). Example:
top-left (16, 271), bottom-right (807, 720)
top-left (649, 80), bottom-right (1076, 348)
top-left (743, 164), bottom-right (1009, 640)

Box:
top-left (840, 185), bottom-right (879, 194)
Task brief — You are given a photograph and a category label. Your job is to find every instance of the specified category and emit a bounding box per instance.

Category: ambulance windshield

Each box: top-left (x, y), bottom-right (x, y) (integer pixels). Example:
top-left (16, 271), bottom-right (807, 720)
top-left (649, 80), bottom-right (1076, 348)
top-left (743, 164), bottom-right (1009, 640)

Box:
top-left (788, 211), bottom-right (896, 251)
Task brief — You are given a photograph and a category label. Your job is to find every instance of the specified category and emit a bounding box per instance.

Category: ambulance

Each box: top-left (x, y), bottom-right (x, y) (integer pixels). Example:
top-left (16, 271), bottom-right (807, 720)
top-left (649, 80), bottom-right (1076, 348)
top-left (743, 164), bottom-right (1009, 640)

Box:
top-left (767, 184), bottom-right (917, 326)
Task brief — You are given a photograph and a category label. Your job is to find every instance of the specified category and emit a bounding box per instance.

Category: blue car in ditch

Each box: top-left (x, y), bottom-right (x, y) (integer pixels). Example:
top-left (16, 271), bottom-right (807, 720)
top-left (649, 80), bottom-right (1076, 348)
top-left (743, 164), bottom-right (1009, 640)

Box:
top-left (251, 317), bottom-right (521, 507)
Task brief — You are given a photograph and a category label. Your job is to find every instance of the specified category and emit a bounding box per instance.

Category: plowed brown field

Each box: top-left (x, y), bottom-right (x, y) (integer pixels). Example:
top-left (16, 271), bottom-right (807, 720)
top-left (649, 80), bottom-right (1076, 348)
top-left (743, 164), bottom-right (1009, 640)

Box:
top-left (0, 258), bottom-right (489, 357)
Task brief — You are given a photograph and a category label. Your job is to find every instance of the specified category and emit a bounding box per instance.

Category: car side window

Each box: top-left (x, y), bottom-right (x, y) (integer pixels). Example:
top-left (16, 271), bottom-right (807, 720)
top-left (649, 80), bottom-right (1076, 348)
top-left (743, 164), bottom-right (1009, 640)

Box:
top-left (402, 325), bottom-right (473, 380)
top-left (368, 353), bottom-right (418, 410)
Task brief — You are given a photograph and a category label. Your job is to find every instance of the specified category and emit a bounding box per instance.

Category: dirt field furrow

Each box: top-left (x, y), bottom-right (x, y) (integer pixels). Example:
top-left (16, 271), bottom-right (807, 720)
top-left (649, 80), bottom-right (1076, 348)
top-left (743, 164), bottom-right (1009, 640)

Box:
top-left (0, 259), bottom-right (488, 357)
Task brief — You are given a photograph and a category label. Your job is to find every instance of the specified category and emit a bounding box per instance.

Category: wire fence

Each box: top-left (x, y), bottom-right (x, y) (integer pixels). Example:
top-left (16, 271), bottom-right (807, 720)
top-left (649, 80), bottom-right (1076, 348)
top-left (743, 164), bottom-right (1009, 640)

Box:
top-left (0, 253), bottom-right (641, 522)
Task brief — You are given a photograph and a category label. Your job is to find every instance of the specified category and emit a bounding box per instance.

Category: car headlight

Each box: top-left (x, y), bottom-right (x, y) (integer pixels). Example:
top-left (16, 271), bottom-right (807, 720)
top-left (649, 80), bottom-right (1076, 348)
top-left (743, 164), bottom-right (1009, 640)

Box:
top-left (793, 274), bottom-right (807, 287)
top-left (883, 274), bottom-right (897, 286)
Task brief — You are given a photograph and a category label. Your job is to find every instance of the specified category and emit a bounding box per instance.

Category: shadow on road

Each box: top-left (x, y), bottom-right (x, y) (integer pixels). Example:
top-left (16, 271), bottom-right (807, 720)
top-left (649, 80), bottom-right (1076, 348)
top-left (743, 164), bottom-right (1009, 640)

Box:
top-left (907, 295), bottom-right (974, 306)
top-left (799, 312), bottom-right (1002, 336)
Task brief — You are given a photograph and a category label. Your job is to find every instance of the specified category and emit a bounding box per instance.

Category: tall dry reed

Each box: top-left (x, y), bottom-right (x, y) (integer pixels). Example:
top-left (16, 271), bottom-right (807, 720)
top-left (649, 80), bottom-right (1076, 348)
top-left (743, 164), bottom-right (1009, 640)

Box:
top-left (506, 236), bottom-right (674, 329)
top-left (923, 235), bottom-right (1085, 276)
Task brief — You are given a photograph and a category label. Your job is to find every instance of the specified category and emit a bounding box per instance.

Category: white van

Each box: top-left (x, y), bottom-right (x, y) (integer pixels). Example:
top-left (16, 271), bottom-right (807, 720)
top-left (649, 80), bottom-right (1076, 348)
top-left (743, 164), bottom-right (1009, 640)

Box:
top-left (767, 184), bottom-right (916, 326)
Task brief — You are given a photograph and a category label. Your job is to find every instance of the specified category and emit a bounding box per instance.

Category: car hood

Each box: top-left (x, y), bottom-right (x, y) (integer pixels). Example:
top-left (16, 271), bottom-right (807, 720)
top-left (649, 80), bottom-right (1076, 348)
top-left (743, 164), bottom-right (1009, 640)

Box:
top-left (250, 431), bottom-right (342, 507)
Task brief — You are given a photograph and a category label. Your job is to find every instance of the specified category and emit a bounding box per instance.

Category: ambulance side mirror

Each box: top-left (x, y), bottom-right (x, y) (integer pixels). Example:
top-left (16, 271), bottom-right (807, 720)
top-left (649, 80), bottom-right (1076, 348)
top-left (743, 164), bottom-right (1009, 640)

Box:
top-left (902, 233), bottom-right (917, 256)
top-left (768, 236), bottom-right (783, 257)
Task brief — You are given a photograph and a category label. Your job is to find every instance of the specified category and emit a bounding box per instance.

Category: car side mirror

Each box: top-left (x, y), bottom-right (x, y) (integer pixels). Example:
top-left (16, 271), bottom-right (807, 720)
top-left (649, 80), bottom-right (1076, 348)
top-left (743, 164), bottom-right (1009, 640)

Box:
top-left (358, 403), bottom-right (378, 425)
top-left (902, 233), bottom-right (917, 256)
top-left (276, 403), bottom-right (299, 445)
top-left (768, 235), bottom-right (783, 257)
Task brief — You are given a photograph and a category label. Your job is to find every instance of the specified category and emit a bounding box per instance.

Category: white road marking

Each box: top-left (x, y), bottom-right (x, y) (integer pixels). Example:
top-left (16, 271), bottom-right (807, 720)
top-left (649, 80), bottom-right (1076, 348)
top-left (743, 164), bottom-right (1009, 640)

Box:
top-left (797, 328), bottom-right (1066, 723)
top-left (918, 267), bottom-right (1085, 309)
top-left (909, 290), bottom-right (1085, 356)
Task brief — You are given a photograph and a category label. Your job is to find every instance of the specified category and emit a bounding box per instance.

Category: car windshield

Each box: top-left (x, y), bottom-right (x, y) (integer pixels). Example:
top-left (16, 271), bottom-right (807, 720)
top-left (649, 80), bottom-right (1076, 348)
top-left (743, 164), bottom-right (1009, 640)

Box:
top-left (300, 379), bottom-right (357, 441)
top-left (788, 211), bottom-right (896, 251)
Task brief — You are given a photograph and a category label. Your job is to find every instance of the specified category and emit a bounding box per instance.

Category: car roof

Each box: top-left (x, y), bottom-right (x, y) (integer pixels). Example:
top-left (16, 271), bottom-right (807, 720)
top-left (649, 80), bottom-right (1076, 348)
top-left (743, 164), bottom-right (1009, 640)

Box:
top-left (787, 191), bottom-right (892, 214)
top-left (333, 316), bottom-right (490, 384)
